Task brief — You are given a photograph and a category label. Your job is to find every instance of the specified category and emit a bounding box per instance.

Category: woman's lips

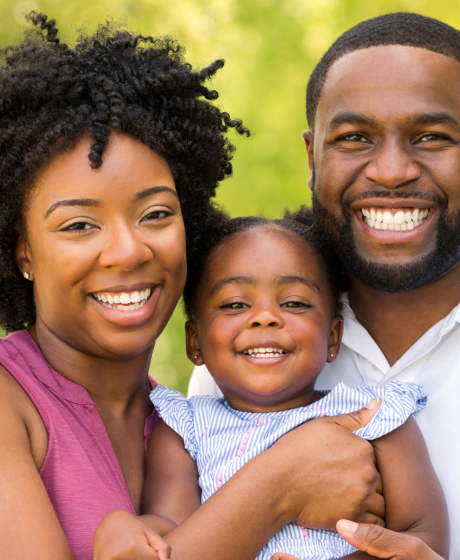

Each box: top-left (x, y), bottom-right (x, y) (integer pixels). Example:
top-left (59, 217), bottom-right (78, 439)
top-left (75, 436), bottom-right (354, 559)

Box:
top-left (89, 285), bottom-right (161, 327)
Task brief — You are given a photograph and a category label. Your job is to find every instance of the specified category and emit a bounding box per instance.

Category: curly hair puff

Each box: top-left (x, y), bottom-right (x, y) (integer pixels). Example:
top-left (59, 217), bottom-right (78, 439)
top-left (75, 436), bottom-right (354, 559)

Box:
top-left (0, 12), bottom-right (250, 333)
top-left (183, 205), bottom-right (346, 323)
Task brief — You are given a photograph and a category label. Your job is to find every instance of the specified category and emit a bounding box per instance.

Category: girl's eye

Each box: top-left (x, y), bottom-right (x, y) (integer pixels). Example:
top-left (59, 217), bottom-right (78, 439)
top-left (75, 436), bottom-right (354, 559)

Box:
top-left (222, 302), bottom-right (249, 309)
top-left (281, 301), bottom-right (311, 309)
top-left (141, 210), bottom-right (173, 222)
top-left (61, 222), bottom-right (93, 232)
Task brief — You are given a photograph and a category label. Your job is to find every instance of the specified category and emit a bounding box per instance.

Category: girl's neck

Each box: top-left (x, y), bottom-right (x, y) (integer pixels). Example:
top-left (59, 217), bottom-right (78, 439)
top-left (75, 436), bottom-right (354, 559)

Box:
top-left (221, 383), bottom-right (324, 414)
top-left (29, 321), bottom-right (153, 419)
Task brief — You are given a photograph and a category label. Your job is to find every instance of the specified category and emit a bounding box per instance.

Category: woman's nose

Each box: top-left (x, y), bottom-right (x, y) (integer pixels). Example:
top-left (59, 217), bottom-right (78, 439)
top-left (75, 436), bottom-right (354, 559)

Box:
top-left (98, 222), bottom-right (152, 271)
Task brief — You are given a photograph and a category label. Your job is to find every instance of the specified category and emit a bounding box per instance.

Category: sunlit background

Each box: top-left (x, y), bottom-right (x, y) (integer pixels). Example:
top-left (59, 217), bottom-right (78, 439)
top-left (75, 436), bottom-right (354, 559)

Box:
top-left (0, 0), bottom-right (458, 393)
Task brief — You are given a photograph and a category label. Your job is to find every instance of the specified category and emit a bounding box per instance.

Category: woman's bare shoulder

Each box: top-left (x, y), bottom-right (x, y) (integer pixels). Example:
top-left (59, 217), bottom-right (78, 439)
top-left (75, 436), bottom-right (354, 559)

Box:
top-left (0, 363), bottom-right (48, 469)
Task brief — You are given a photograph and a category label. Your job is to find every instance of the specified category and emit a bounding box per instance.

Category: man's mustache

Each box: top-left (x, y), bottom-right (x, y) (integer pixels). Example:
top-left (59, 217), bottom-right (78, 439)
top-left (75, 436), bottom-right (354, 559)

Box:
top-left (344, 190), bottom-right (444, 205)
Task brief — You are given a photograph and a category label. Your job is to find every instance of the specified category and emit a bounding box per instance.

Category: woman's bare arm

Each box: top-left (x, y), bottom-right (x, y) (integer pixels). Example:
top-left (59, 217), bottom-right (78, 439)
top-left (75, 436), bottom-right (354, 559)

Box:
top-left (0, 366), bottom-right (74, 560)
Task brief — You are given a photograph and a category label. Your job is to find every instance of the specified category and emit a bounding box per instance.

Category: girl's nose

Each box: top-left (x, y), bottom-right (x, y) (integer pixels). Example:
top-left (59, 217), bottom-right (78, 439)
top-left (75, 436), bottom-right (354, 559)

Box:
top-left (248, 305), bottom-right (284, 329)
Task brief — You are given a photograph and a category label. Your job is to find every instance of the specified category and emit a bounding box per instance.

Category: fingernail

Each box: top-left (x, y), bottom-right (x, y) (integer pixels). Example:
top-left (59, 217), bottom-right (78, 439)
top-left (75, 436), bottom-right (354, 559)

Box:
top-left (365, 397), bottom-right (380, 410)
top-left (337, 519), bottom-right (359, 533)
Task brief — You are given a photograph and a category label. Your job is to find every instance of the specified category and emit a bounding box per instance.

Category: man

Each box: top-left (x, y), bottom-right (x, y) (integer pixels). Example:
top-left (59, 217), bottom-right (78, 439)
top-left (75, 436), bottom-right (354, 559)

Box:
top-left (189, 12), bottom-right (460, 558)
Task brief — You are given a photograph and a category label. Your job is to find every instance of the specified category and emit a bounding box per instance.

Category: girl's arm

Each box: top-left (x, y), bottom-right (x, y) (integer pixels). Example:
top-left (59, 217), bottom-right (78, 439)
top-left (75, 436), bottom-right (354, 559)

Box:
top-left (342, 415), bottom-right (449, 559)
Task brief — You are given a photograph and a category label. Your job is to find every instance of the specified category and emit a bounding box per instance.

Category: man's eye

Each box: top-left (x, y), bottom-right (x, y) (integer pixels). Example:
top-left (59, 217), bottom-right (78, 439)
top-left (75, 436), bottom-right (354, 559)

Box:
top-left (341, 133), bottom-right (369, 142)
top-left (142, 210), bottom-right (172, 222)
top-left (61, 222), bottom-right (93, 231)
top-left (417, 133), bottom-right (446, 143)
top-left (222, 302), bottom-right (249, 309)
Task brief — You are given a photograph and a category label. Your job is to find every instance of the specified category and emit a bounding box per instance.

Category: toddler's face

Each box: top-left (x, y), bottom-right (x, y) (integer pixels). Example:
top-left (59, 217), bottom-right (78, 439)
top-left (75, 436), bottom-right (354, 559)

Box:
top-left (187, 227), bottom-right (343, 412)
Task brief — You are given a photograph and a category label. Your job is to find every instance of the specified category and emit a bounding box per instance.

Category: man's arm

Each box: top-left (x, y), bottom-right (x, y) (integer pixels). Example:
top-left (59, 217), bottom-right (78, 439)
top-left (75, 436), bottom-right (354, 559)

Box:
top-left (338, 416), bottom-right (448, 559)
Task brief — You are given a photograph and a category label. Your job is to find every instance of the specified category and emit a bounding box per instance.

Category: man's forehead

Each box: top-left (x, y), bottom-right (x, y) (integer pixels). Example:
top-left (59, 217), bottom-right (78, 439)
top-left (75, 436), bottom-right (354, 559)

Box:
top-left (316, 45), bottom-right (460, 127)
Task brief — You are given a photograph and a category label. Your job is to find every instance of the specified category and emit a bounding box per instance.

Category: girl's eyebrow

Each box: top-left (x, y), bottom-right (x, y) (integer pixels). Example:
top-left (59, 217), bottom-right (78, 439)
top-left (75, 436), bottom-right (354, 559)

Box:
top-left (275, 275), bottom-right (321, 293)
top-left (210, 275), bottom-right (255, 295)
top-left (45, 198), bottom-right (101, 218)
top-left (132, 185), bottom-right (178, 201)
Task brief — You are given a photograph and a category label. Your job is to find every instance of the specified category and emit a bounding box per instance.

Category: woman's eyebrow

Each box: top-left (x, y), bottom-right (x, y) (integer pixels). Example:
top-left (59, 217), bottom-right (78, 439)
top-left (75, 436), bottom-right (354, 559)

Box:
top-left (45, 198), bottom-right (101, 218)
top-left (275, 275), bottom-right (321, 293)
top-left (132, 186), bottom-right (178, 201)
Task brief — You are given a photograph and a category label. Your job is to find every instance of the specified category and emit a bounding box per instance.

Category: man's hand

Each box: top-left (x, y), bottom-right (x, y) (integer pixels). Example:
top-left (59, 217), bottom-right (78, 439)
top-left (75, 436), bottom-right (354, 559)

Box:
top-left (336, 519), bottom-right (445, 559)
top-left (94, 509), bottom-right (171, 560)
top-left (272, 397), bottom-right (385, 530)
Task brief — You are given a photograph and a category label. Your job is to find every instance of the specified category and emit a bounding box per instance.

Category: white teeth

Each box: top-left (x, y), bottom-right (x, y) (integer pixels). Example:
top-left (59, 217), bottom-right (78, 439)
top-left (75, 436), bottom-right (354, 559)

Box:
top-left (362, 208), bottom-right (429, 232)
top-left (243, 347), bottom-right (287, 357)
top-left (93, 288), bottom-right (152, 311)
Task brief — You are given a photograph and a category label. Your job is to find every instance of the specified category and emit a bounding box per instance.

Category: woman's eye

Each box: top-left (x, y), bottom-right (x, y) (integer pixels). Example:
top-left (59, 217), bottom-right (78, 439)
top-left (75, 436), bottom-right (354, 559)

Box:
top-left (61, 222), bottom-right (93, 232)
top-left (141, 210), bottom-right (172, 222)
top-left (222, 302), bottom-right (249, 309)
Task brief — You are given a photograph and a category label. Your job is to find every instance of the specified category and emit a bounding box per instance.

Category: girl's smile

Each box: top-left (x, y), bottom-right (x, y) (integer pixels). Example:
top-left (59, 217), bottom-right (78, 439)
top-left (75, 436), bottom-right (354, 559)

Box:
top-left (186, 226), bottom-right (343, 413)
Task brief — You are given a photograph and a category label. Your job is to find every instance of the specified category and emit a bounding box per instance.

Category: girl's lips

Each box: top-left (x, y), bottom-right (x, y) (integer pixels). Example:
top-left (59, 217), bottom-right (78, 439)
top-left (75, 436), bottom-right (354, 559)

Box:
top-left (239, 352), bottom-right (291, 366)
top-left (88, 285), bottom-right (161, 327)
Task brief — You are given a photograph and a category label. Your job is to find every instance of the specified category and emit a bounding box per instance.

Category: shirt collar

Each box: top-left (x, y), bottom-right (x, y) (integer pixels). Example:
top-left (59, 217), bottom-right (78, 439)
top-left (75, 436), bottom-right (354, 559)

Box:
top-left (340, 294), bottom-right (460, 377)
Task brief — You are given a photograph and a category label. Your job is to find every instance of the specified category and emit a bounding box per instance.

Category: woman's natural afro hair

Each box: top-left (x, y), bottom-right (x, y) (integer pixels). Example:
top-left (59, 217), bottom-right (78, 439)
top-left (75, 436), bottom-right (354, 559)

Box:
top-left (0, 12), bottom-right (249, 333)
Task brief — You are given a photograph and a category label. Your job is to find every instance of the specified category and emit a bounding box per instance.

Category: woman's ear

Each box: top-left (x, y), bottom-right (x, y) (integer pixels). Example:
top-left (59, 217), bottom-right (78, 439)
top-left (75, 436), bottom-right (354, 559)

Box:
top-left (327, 315), bottom-right (343, 363)
top-left (302, 130), bottom-right (314, 191)
top-left (15, 234), bottom-right (34, 281)
top-left (185, 321), bottom-right (204, 366)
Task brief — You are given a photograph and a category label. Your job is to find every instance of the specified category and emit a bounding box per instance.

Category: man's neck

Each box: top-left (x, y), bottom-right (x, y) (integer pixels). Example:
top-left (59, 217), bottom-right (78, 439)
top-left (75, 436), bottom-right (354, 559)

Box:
top-left (348, 262), bottom-right (460, 366)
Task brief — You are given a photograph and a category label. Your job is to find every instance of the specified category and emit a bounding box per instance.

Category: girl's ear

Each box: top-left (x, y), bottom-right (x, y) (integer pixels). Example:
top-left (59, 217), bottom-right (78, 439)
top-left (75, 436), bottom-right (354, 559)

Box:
top-left (185, 321), bottom-right (204, 366)
top-left (327, 315), bottom-right (343, 363)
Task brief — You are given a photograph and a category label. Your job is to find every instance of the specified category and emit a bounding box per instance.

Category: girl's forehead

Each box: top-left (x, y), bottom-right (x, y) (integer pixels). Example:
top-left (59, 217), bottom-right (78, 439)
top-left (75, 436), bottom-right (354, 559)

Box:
top-left (208, 227), bottom-right (322, 282)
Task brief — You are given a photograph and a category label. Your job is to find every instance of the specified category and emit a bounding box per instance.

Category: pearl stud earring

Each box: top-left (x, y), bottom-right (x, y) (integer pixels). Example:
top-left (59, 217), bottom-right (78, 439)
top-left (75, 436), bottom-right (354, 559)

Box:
top-left (23, 272), bottom-right (30, 280)
top-left (330, 353), bottom-right (334, 357)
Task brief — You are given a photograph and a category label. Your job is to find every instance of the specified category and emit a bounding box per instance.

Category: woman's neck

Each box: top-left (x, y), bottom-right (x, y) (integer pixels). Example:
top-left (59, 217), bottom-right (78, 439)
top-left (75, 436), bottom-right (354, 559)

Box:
top-left (29, 320), bottom-right (154, 419)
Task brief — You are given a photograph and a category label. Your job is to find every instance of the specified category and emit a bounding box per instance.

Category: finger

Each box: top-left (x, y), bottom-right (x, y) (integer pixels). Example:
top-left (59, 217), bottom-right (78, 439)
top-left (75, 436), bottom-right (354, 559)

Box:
top-left (359, 513), bottom-right (386, 528)
top-left (362, 491), bottom-right (385, 521)
top-left (271, 554), bottom-right (303, 560)
top-left (336, 520), bottom-right (442, 559)
top-left (145, 530), bottom-right (171, 560)
top-left (328, 397), bottom-right (381, 432)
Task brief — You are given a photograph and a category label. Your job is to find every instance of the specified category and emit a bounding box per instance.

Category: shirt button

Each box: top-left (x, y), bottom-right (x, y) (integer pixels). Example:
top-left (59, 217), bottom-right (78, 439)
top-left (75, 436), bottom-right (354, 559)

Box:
top-left (371, 364), bottom-right (379, 371)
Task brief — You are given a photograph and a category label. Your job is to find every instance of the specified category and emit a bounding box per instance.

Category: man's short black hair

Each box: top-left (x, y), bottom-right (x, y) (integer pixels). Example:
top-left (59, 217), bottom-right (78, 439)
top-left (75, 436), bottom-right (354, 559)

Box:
top-left (307, 12), bottom-right (460, 129)
top-left (0, 13), bottom-right (249, 333)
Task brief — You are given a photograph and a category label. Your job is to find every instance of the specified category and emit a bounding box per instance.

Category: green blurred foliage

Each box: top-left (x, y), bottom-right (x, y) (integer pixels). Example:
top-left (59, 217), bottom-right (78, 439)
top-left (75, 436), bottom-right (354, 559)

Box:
top-left (0, 0), bottom-right (458, 393)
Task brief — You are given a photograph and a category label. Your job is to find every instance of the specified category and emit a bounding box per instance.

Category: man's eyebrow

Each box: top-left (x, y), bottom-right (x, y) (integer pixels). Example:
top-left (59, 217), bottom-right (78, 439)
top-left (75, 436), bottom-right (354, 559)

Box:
top-left (406, 112), bottom-right (459, 127)
top-left (45, 198), bottom-right (101, 219)
top-left (328, 112), bottom-right (381, 131)
top-left (132, 186), bottom-right (178, 202)
top-left (210, 276), bottom-right (256, 296)
top-left (276, 275), bottom-right (321, 293)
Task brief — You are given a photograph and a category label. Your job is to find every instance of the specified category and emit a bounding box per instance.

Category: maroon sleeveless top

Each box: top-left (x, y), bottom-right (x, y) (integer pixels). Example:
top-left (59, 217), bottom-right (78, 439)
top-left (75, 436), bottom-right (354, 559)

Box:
top-left (0, 330), bottom-right (158, 560)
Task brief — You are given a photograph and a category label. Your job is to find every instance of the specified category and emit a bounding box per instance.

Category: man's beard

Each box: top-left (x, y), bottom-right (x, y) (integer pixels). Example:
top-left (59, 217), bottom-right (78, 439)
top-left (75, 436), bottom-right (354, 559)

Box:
top-left (312, 193), bottom-right (460, 293)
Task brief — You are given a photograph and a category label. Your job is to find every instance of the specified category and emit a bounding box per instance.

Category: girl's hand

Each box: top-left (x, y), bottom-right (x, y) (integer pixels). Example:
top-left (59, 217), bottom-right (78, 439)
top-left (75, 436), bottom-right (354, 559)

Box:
top-left (94, 509), bottom-right (171, 560)
top-left (336, 520), bottom-right (445, 559)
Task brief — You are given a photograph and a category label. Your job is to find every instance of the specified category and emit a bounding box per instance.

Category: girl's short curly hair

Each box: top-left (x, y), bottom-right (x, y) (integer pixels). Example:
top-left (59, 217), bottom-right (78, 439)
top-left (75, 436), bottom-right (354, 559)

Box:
top-left (183, 205), bottom-right (346, 322)
top-left (0, 12), bottom-right (249, 333)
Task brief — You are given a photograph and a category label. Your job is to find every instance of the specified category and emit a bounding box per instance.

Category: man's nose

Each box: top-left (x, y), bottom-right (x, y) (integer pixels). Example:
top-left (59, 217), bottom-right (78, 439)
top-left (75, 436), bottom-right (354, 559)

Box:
top-left (365, 138), bottom-right (421, 188)
top-left (247, 304), bottom-right (284, 329)
top-left (98, 221), bottom-right (152, 271)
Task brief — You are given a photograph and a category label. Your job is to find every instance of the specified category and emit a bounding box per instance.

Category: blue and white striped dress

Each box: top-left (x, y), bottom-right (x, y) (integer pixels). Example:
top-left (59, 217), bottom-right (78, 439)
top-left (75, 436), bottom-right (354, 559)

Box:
top-left (150, 381), bottom-right (426, 560)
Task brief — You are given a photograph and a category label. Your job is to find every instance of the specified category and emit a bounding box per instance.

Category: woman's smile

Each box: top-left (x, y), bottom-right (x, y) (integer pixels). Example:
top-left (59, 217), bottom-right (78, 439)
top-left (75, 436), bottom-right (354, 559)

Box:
top-left (89, 285), bottom-right (161, 327)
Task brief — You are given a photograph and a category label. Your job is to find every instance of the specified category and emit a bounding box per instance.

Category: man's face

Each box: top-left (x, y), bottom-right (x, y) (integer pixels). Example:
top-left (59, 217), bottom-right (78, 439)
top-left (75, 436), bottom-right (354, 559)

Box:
top-left (305, 45), bottom-right (460, 292)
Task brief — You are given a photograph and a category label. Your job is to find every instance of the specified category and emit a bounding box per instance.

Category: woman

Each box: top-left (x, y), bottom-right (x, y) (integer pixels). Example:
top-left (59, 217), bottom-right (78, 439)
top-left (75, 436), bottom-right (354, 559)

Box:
top-left (0, 13), bottom-right (384, 560)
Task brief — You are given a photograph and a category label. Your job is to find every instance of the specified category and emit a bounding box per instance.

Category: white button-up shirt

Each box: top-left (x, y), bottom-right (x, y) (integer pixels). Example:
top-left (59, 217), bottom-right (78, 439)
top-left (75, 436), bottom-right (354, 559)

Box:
top-left (187, 298), bottom-right (460, 558)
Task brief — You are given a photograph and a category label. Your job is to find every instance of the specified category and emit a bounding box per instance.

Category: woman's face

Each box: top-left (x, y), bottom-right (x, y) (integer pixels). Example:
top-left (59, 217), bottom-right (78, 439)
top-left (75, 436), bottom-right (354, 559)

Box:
top-left (17, 133), bottom-right (187, 359)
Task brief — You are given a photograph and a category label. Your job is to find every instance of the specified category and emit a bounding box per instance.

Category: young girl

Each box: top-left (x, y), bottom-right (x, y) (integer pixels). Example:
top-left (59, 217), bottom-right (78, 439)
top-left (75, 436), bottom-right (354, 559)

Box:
top-left (94, 210), bottom-right (448, 560)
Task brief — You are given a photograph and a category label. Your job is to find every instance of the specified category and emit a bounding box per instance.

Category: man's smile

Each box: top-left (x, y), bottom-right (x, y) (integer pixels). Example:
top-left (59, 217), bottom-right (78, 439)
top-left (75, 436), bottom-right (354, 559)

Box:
top-left (360, 207), bottom-right (429, 231)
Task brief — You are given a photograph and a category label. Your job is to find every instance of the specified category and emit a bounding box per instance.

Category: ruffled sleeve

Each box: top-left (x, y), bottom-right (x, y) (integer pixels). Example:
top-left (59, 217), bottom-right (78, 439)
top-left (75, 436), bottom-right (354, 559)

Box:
top-left (150, 386), bottom-right (198, 461)
top-left (353, 381), bottom-right (427, 441)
